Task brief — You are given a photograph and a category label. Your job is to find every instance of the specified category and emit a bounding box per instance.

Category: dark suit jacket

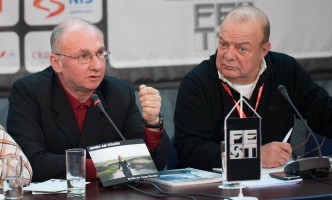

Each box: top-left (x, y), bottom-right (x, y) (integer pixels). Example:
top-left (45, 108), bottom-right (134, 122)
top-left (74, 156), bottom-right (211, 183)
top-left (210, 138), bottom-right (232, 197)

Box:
top-left (7, 67), bottom-right (169, 182)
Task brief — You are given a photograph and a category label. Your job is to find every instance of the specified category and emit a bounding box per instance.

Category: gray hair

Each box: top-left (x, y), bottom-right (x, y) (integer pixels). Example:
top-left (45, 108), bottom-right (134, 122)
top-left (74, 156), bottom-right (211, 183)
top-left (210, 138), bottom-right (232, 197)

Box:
top-left (223, 6), bottom-right (270, 44)
top-left (50, 18), bottom-right (104, 53)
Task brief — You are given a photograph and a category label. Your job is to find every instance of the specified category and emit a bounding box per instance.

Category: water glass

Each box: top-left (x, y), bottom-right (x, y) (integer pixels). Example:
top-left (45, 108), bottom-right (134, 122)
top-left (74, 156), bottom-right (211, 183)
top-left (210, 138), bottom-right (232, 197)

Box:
top-left (66, 148), bottom-right (86, 198)
top-left (219, 141), bottom-right (240, 189)
top-left (2, 155), bottom-right (23, 199)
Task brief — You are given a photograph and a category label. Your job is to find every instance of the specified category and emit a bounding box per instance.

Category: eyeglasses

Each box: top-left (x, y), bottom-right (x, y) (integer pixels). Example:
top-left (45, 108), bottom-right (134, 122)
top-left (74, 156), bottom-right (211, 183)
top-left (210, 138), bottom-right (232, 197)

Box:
top-left (54, 50), bottom-right (111, 64)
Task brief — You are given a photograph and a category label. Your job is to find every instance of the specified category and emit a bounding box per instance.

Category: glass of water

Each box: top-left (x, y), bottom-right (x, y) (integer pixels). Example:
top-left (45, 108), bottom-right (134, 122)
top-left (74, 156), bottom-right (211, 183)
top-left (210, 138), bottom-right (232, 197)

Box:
top-left (66, 148), bottom-right (86, 197)
top-left (219, 141), bottom-right (240, 189)
top-left (1, 155), bottom-right (23, 199)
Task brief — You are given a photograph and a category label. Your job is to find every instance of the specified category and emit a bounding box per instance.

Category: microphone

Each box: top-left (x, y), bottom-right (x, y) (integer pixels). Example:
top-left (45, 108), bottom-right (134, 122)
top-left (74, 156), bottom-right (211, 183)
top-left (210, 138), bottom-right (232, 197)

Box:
top-left (91, 94), bottom-right (126, 141)
top-left (277, 85), bottom-right (330, 178)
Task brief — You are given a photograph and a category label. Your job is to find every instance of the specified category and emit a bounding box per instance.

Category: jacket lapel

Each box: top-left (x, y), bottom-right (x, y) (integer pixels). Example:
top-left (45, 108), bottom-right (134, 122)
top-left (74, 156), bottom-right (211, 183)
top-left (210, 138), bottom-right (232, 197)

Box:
top-left (51, 77), bottom-right (81, 147)
top-left (79, 103), bottom-right (107, 147)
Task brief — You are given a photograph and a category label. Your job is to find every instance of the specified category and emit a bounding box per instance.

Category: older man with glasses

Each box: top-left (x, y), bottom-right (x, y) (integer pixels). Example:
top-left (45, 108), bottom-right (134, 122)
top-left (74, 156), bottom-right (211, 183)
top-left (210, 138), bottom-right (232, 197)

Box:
top-left (7, 19), bottom-right (169, 182)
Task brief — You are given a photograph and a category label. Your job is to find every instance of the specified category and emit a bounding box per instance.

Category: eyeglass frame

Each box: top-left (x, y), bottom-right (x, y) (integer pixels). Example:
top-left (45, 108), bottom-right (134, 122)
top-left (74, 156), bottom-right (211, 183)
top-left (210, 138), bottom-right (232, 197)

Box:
top-left (53, 50), bottom-right (111, 64)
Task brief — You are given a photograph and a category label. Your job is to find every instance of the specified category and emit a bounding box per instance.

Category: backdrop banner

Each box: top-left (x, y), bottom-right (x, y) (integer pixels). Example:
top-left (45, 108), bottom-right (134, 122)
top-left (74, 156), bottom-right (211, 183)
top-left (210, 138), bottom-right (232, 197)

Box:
top-left (0, 0), bottom-right (332, 93)
top-left (107, 0), bottom-right (332, 68)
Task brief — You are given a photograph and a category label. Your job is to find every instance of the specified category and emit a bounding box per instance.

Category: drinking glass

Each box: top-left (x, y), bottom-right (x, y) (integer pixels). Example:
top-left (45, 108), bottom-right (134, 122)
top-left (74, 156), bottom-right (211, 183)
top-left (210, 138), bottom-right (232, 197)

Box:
top-left (219, 141), bottom-right (240, 189)
top-left (66, 148), bottom-right (86, 198)
top-left (2, 155), bottom-right (23, 199)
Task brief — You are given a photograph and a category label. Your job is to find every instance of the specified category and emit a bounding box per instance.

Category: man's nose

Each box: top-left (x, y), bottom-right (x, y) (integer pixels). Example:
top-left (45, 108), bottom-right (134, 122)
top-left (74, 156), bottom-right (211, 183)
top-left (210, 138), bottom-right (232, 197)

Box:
top-left (89, 55), bottom-right (103, 70)
top-left (224, 46), bottom-right (236, 60)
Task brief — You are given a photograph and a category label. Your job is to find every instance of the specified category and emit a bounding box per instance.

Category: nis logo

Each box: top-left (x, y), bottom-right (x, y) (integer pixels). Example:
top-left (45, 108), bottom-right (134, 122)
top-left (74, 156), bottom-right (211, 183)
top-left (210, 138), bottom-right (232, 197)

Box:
top-left (229, 129), bottom-right (257, 160)
top-left (33, 0), bottom-right (92, 18)
top-left (0, 50), bottom-right (16, 60)
top-left (0, 51), bottom-right (6, 58)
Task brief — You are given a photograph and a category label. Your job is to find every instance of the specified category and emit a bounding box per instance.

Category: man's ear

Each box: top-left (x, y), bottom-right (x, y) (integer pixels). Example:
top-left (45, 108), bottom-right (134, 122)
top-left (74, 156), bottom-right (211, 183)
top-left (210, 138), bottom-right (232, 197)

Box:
top-left (50, 53), bottom-right (62, 73)
top-left (261, 42), bottom-right (271, 59)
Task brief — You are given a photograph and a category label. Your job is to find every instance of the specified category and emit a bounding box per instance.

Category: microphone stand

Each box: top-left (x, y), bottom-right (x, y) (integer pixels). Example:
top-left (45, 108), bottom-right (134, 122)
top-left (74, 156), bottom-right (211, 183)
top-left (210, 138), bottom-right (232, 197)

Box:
top-left (278, 85), bottom-right (331, 178)
top-left (91, 94), bottom-right (126, 141)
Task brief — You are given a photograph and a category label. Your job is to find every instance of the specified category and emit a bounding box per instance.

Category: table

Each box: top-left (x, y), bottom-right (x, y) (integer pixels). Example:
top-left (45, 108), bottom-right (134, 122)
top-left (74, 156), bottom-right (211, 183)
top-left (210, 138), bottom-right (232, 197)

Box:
top-left (17, 176), bottom-right (332, 200)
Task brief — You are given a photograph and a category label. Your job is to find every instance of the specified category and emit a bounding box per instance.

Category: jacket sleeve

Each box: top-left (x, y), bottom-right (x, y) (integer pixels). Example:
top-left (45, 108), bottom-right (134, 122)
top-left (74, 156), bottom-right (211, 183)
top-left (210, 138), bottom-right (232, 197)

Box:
top-left (7, 78), bottom-right (67, 182)
top-left (283, 56), bottom-right (332, 136)
top-left (148, 129), bottom-right (170, 170)
top-left (174, 73), bottom-right (222, 170)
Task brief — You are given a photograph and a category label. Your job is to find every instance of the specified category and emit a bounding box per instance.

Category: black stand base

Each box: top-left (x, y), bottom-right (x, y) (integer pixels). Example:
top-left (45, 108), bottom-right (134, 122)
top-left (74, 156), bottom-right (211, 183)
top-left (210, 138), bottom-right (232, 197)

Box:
top-left (98, 179), bottom-right (143, 190)
top-left (284, 157), bottom-right (331, 179)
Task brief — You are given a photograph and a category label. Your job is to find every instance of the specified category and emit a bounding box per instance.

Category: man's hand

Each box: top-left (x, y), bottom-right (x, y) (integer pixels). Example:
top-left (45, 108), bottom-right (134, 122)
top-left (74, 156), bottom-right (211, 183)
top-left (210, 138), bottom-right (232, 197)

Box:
top-left (138, 85), bottom-right (161, 125)
top-left (261, 142), bottom-right (293, 168)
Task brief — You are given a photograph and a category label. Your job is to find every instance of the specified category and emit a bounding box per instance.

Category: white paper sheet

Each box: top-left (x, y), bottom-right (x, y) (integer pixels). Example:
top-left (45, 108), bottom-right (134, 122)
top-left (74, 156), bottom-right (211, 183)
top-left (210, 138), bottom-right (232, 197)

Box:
top-left (241, 174), bottom-right (302, 188)
top-left (23, 179), bottom-right (90, 194)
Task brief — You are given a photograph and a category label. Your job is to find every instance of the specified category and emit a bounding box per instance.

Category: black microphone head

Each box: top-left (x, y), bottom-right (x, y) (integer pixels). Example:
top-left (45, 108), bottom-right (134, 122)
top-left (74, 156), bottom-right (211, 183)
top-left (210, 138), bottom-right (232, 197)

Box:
top-left (277, 85), bottom-right (289, 98)
top-left (277, 85), bottom-right (286, 93)
top-left (91, 94), bottom-right (99, 103)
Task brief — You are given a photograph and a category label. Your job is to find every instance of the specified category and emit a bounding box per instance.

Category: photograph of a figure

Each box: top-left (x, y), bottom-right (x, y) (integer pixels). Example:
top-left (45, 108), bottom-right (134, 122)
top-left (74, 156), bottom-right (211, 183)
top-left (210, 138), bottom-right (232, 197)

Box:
top-left (117, 155), bottom-right (132, 178)
top-left (88, 139), bottom-right (159, 187)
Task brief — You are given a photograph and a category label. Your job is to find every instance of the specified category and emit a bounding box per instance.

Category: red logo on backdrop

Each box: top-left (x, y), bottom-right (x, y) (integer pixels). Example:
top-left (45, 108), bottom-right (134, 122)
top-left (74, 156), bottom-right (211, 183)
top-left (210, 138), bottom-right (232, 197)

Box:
top-left (0, 51), bottom-right (6, 58)
top-left (0, 0), bottom-right (3, 13)
top-left (33, 0), bottom-right (65, 18)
